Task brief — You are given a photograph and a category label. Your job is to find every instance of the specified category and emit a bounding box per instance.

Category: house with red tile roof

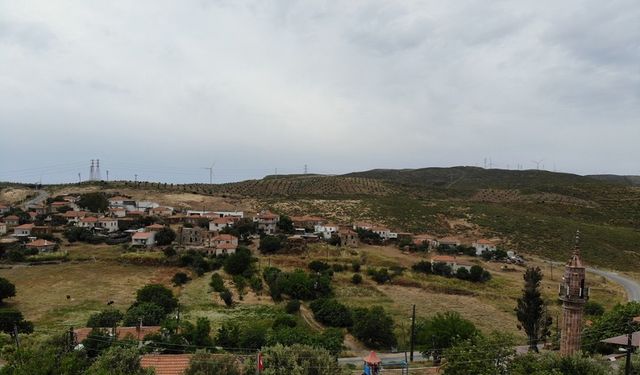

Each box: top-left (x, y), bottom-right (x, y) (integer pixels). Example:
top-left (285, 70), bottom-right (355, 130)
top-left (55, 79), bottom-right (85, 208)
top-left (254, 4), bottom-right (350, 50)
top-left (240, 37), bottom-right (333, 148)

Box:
top-left (0, 204), bottom-right (10, 214)
top-left (209, 234), bottom-right (238, 256)
top-left (78, 216), bottom-right (98, 229)
top-left (4, 215), bottom-right (19, 227)
top-left (146, 223), bottom-right (166, 232)
top-left (140, 354), bottom-right (192, 375)
top-left (25, 239), bottom-right (57, 252)
top-left (13, 223), bottom-right (35, 237)
top-left (64, 210), bottom-right (87, 224)
top-left (338, 228), bottom-right (359, 248)
top-left (209, 216), bottom-right (239, 232)
top-left (74, 326), bottom-right (161, 344)
top-left (97, 218), bottom-right (119, 232)
top-left (0, 222), bottom-right (7, 236)
top-left (254, 211), bottom-right (279, 234)
top-left (132, 231), bottom-right (156, 247)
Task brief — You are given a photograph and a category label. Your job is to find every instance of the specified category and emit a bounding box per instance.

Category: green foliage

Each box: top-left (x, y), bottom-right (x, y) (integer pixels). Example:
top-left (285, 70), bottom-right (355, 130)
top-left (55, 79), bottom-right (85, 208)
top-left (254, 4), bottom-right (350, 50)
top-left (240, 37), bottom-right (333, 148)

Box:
top-left (352, 262), bottom-right (361, 273)
top-left (350, 306), bottom-right (396, 349)
top-left (0, 277), bottom-right (16, 304)
top-left (163, 246), bottom-right (177, 257)
top-left (285, 300), bottom-right (300, 314)
top-left (432, 262), bottom-right (453, 277)
top-left (310, 299), bottom-right (353, 327)
top-left (154, 227), bottom-right (176, 246)
top-left (223, 247), bottom-right (253, 275)
top-left (443, 331), bottom-right (515, 375)
top-left (0, 308), bottom-right (33, 335)
top-left (416, 311), bottom-right (478, 364)
top-left (185, 353), bottom-right (242, 375)
top-left (254, 344), bottom-right (350, 375)
top-left (77, 192), bottom-right (109, 213)
top-left (219, 289), bottom-right (233, 307)
top-left (509, 352), bottom-right (609, 375)
top-left (356, 228), bottom-right (382, 245)
top-left (82, 328), bottom-right (113, 358)
top-left (63, 227), bottom-right (102, 244)
top-left (412, 261), bottom-right (432, 274)
top-left (86, 308), bottom-right (123, 328)
top-left (516, 267), bottom-right (552, 351)
top-left (210, 273), bottom-right (225, 292)
top-left (249, 275), bottom-right (263, 292)
top-left (85, 346), bottom-right (153, 375)
top-left (134, 284), bottom-right (178, 314)
top-left (277, 215), bottom-right (294, 234)
top-left (308, 260), bottom-right (331, 273)
top-left (583, 302), bottom-right (640, 353)
top-left (233, 275), bottom-right (247, 299)
top-left (215, 321), bottom-right (240, 348)
top-left (259, 235), bottom-right (283, 254)
top-left (469, 264), bottom-right (491, 282)
top-left (123, 302), bottom-right (166, 326)
top-left (585, 301), bottom-right (605, 317)
top-left (171, 272), bottom-right (190, 286)
top-left (367, 267), bottom-right (391, 284)
top-left (351, 273), bottom-right (362, 284)
top-left (272, 314), bottom-right (297, 329)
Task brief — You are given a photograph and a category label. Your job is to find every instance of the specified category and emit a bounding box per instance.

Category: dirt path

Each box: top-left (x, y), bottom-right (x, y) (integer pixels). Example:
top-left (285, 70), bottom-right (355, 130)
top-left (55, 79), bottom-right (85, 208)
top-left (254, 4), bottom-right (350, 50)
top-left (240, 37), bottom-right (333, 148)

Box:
top-left (299, 304), bottom-right (324, 332)
top-left (299, 304), bottom-right (366, 353)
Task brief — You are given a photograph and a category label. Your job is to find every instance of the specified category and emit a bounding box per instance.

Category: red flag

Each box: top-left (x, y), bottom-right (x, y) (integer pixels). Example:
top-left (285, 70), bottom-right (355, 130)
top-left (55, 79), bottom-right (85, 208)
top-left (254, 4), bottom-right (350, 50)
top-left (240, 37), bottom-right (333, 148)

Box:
top-left (258, 352), bottom-right (264, 372)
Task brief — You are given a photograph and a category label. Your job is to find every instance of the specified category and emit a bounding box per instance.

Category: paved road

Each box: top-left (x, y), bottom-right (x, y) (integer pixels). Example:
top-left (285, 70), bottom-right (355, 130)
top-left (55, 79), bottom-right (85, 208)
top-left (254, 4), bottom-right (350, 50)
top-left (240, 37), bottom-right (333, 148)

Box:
top-left (586, 266), bottom-right (640, 301)
top-left (21, 189), bottom-right (49, 209)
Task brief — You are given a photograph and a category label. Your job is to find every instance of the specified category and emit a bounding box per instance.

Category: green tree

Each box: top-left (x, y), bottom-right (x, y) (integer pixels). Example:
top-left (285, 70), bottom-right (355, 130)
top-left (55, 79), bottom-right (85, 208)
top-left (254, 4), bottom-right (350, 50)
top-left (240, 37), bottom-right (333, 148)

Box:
top-left (123, 302), bottom-right (166, 326)
top-left (351, 273), bottom-right (362, 284)
top-left (444, 331), bottom-right (515, 375)
top-left (585, 301), bottom-right (605, 317)
top-left (416, 311), bottom-right (478, 366)
top-left (509, 352), bottom-right (609, 375)
top-left (285, 300), bottom-right (300, 314)
top-left (0, 277), bottom-right (16, 304)
top-left (77, 192), bottom-right (109, 213)
top-left (185, 353), bottom-right (242, 375)
top-left (516, 267), bottom-right (551, 352)
top-left (86, 308), bottom-right (124, 328)
top-left (411, 261), bottom-right (432, 274)
top-left (210, 273), bottom-right (226, 292)
top-left (277, 215), bottom-right (294, 234)
top-left (259, 235), bottom-right (283, 254)
top-left (0, 308), bottom-right (33, 335)
top-left (219, 289), bottom-right (233, 307)
top-left (171, 272), bottom-right (190, 286)
top-left (155, 227), bottom-right (176, 246)
top-left (310, 299), bottom-right (353, 327)
top-left (85, 346), bottom-right (153, 375)
top-left (583, 302), bottom-right (640, 353)
top-left (134, 284), bottom-right (178, 314)
top-left (223, 247), bottom-right (253, 275)
top-left (350, 306), bottom-right (396, 349)
top-left (249, 344), bottom-right (350, 375)
top-left (216, 321), bottom-right (240, 348)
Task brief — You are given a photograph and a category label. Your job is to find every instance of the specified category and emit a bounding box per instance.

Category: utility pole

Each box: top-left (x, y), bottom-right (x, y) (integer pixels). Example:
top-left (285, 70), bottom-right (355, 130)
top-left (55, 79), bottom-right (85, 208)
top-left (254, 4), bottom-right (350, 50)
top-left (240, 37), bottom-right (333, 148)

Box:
top-left (68, 326), bottom-right (75, 351)
top-left (13, 324), bottom-right (21, 364)
top-left (134, 174), bottom-right (138, 183)
top-left (410, 304), bottom-right (416, 362)
top-left (106, 170), bottom-right (109, 182)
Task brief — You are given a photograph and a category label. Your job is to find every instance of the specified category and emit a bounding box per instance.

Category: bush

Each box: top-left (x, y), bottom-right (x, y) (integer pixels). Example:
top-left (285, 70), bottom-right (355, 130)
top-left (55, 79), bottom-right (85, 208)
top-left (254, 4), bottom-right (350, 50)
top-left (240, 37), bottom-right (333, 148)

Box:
top-left (352, 262), bottom-right (361, 273)
top-left (308, 260), bottom-right (331, 273)
top-left (411, 261), bottom-right (432, 274)
top-left (350, 306), bottom-right (396, 349)
top-left (272, 315), bottom-right (297, 329)
top-left (0, 278), bottom-right (16, 304)
top-left (249, 275), bottom-right (263, 292)
top-left (86, 309), bottom-right (123, 328)
top-left (223, 247), bottom-right (253, 276)
top-left (185, 353), bottom-right (242, 375)
top-left (171, 272), bottom-right (190, 286)
top-left (210, 273), bottom-right (225, 292)
top-left (134, 284), bottom-right (178, 314)
top-left (123, 302), bottom-right (166, 326)
top-left (163, 246), bottom-right (177, 257)
top-left (351, 274), bottom-right (363, 284)
top-left (368, 268), bottom-right (391, 284)
top-left (310, 299), bottom-right (353, 327)
top-left (220, 289), bottom-right (233, 307)
top-left (432, 262), bottom-right (453, 277)
top-left (585, 301), bottom-right (605, 317)
top-left (155, 227), bottom-right (176, 246)
top-left (285, 300), bottom-right (301, 314)
top-left (259, 235), bottom-right (283, 254)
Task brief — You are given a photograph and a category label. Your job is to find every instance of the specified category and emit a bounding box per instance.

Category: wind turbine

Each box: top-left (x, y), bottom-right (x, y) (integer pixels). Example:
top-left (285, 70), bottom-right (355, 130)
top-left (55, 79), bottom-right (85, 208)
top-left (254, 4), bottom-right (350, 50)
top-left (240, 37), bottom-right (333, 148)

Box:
top-left (531, 159), bottom-right (544, 170)
top-left (202, 162), bottom-right (216, 184)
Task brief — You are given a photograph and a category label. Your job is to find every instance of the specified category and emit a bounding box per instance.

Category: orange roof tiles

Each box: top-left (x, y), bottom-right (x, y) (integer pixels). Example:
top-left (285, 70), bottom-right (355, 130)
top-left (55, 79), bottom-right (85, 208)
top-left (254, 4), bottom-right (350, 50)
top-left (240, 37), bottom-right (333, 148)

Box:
top-left (26, 239), bottom-right (56, 248)
top-left (5, 215), bottom-right (19, 220)
top-left (75, 326), bottom-right (161, 343)
top-left (15, 224), bottom-right (35, 229)
top-left (431, 255), bottom-right (457, 263)
top-left (213, 234), bottom-right (237, 241)
top-left (132, 232), bottom-right (154, 240)
top-left (140, 354), bottom-right (192, 375)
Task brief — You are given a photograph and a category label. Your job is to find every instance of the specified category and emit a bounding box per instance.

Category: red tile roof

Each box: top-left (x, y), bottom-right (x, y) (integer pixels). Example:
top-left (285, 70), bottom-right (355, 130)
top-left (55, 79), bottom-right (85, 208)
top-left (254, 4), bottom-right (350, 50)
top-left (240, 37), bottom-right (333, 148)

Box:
top-left (5, 215), bottom-right (19, 220)
top-left (132, 232), bottom-right (154, 240)
top-left (64, 211), bottom-right (87, 218)
top-left (431, 255), bottom-right (457, 263)
top-left (15, 224), bottom-right (35, 230)
top-left (80, 217), bottom-right (98, 223)
top-left (146, 224), bottom-right (165, 229)
top-left (140, 354), bottom-right (192, 375)
top-left (26, 239), bottom-right (56, 248)
top-left (75, 326), bottom-right (161, 344)
top-left (213, 234), bottom-right (237, 241)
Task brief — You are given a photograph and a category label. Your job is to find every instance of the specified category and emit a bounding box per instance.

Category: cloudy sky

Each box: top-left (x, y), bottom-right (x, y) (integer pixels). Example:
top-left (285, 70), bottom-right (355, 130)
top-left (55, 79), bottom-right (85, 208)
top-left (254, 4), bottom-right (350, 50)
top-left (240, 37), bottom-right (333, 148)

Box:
top-left (0, 0), bottom-right (638, 183)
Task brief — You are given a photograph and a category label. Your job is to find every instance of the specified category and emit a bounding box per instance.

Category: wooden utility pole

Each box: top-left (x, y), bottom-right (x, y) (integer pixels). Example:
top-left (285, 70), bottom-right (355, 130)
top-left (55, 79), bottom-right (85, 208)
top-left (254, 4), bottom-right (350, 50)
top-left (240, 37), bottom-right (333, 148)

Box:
top-left (410, 304), bottom-right (416, 362)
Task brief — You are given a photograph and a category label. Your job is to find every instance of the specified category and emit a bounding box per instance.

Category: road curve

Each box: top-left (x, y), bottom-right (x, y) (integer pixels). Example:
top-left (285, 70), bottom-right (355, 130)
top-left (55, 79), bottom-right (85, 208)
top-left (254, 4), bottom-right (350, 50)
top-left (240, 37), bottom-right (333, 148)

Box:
top-left (586, 267), bottom-right (640, 302)
top-left (21, 189), bottom-right (49, 209)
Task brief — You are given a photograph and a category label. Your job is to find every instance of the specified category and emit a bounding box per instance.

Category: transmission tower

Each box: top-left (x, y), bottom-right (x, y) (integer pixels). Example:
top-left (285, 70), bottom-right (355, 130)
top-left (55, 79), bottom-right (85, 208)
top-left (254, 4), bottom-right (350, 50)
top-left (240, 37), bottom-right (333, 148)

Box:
top-left (89, 160), bottom-right (95, 181)
top-left (95, 159), bottom-right (101, 181)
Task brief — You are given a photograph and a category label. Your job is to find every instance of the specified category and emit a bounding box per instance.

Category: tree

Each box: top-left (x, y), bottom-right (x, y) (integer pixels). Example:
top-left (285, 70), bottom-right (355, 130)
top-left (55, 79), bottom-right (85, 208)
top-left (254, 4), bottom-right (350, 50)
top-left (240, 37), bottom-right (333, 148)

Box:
top-left (469, 265), bottom-right (490, 282)
top-left (86, 308), bottom-right (123, 328)
top-left (123, 302), bottom-right (166, 326)
top-left (0, 308), bottom-right (33, 335)
top-left (285, 300), bottom-right (300, 314)
top-left (77, 192), bottom-right (109, 213)
top-left (350, 306), bottom-right (397, 349)
top-left (515, 267), bottom-right (551, 352)
top-left (582, 302), bottom-right (640, 353)
top-left (155, 227), bottom-right (176, 246)
top-left (310, 299), bottom-right (353, 327)
top-left (277, 215), bottom-right (294, 234)
top-left (210, 273), bottom-right (226, 292)
top-left (171, 272), bottom-right (190, 286)
top-left (223, 247), bottom-right (253, 275)
top-left (443, 331), bottom-right (515, 375)
top-left (134, 284), bottom-right (178, 314)
top-left (185, 353), bottom-right (242, 375)
top-left (308, 260), bottom-right (331, 273)
top-left (219, 289), bottom-right (233, 307)
top-left (509, 352), bottom-right (609, 375)
top-left (411, 261), bottom-right (432, 274)
top-left (259, 235), bottom-right (283, 254)
top-left (416, 311), bottom-right (478, 366)
top-left (351, 273), bottom-right (362, 284)
top-left (0, 277), bottom-right (16, 304)
top-left (247, 344), bottom-right (350, 375)
top-left (85, 346), bottom-right (153, 375)
top-left (216, 321), bottom-right (240, 348)
top-left (585, 301), bottom-right (605, 317)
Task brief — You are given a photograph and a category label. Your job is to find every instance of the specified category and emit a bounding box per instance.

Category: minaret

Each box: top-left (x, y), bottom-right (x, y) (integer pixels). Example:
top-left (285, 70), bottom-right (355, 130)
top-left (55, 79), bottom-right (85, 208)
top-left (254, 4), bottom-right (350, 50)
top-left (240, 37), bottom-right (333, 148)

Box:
top-left (559, 230), bottom-right (588, 356)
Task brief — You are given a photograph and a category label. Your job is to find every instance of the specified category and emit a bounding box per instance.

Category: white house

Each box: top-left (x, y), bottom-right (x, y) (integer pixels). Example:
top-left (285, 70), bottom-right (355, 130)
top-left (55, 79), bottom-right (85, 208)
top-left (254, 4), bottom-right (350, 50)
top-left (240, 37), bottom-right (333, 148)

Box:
top-left (209, 217), bottom-right (237, 232)
top-left (473, 239), bottom-right (497, 256)
top-left (254, 211), bottom-right (279, 234)
top-left (109, 208), bottom-right (127, 218)
top-left (431, 255), bottom-right (473, 272)
top-left (372, 227), bottom-right (392, 240)
top-left (210, 234), bottom-right (239, 256)
top-left (212, 211), bottom-right (244, 218)
top-left (64, 211), bottom-right (87, 224)
top-left (438, 236), bottom-right (462, 248)
top-left (78, 216), bottom-right (98, 229)
top-left (108, 196), bottom-right (137, 210)
top-left (314, 223), bottom-right (338, 240)
top-left (137, 201), bottom-right (160, 211)
top-left (13, 224), bottom-right (34, 237)
top-left (97, 218), bottom-right (119, 233)
top-left (132, 231), bottom-right (156, 247)
top-left (0, 222), bottom-right (7, 235)
top-left (0, 204), bottom-right (10, 214)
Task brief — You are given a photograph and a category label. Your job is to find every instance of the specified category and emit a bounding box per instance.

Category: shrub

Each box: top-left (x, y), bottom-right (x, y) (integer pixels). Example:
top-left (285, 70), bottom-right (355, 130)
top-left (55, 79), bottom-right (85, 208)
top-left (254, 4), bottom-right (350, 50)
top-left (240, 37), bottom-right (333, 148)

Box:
top-left (259, 235), bottom-right (283, 254)
top-left (223, 247), bottom-right (253, 275)
top-left (368, 268), bottom-right (391, 284)
top-left (171, 272), bottom-right (190, 286)
top-left (285, 300), bottom-right (300, 314)
top-left (310, 299), bottom-right (353, 327)
top-left (220, 289), bottom-right (233, 307)
top-left (123, 302), bottom-right (166, 326)
top-left (351, 274), bottom-right (363, 284)
top-left (210, 273), bottom-right (225, 292)
top-left (249, 275), bottom-right (263, 292)
top-left (350, 306), bottom-right (396, 349)
top-left (352, 262), bottom-right (361, 273)
top-left (308, 260), bottom-right (331, 273)
top-left (134, 284), bottom-right (178, 314)
top-left (272, 315), bottom-right (297, 329)
top-left (86, 309), bottom-right (123, 328)
top-left (155, 227), bottom-right (176, 246)
top-left (0, 278), bottom-right (16, 304)
top-left (585, 301), bottom-right (605, 317)
top-left (163, 247), bottom-right (177, 257)
top-left (411, 261), bottom-right (432, 274)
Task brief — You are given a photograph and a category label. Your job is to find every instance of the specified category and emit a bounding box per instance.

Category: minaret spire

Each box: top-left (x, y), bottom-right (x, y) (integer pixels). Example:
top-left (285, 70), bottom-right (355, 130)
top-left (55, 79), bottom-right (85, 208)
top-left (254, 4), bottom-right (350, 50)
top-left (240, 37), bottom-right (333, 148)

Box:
top-left (559, 230), bottom-right (588, 356)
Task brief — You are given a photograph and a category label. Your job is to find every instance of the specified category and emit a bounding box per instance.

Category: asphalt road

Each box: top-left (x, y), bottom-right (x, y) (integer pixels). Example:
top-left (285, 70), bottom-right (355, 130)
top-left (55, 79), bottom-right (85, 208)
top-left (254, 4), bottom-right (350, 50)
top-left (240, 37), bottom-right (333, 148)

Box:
top-left (21, 189), bottom-right (49, 209)
top-left (587, 266), bottom-right (640, 301)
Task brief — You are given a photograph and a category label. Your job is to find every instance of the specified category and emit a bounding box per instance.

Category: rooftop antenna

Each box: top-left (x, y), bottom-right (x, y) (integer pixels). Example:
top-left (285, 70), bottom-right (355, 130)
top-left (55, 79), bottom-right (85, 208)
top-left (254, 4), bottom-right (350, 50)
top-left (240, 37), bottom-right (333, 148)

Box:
top-left (202, 162), bottom-right (216, 184)
top-left (531, 159), bottom-right (544, 170)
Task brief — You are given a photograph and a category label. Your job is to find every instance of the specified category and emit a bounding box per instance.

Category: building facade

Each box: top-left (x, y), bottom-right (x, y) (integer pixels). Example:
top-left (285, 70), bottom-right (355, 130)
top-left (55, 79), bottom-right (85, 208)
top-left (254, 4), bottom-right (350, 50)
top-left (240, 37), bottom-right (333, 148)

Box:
top-left (559, 232), bottom-right (588, 356)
